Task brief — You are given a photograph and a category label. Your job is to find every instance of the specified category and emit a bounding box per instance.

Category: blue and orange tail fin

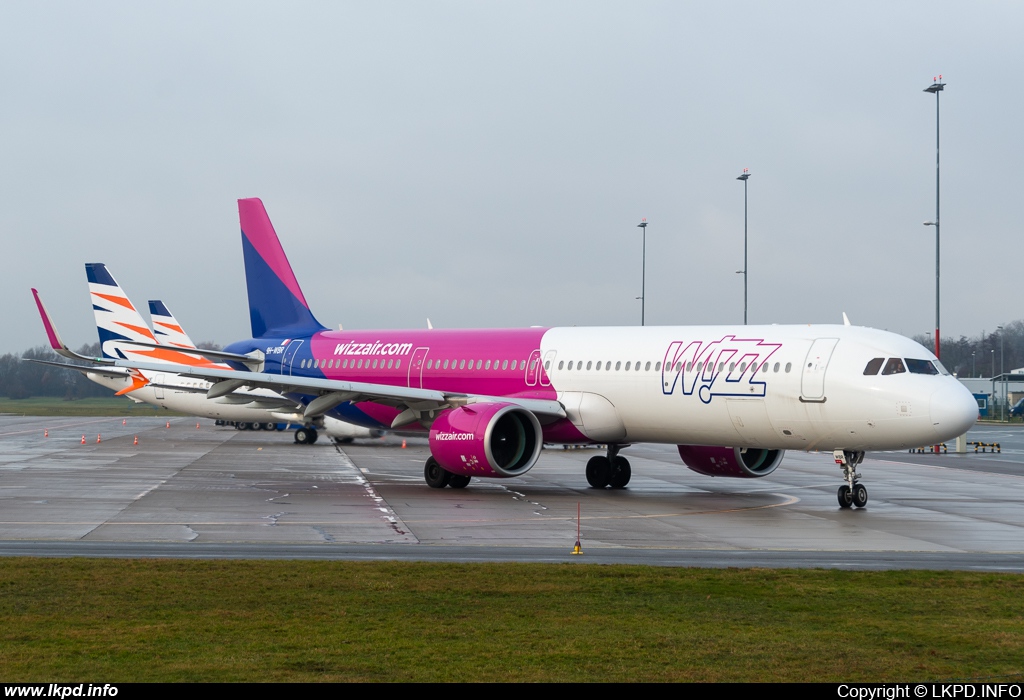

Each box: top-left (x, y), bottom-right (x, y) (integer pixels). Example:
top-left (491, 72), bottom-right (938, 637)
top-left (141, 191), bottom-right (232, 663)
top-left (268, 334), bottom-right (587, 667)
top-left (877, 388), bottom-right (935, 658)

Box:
top-left (86, 263), bottom-right (157, 360)
top-left (148, 300), bottom-right (198, 349)
top-left (238, 198), bottom-right (326, 339)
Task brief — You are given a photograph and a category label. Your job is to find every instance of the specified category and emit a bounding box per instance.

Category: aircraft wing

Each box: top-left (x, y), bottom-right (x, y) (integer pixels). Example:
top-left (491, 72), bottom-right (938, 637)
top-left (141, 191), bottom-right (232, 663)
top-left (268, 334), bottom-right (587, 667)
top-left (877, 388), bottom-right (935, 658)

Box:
top-left (25, 358), bottom-right (130, 380)
top-left (107, 358), bottom-right (567, 424)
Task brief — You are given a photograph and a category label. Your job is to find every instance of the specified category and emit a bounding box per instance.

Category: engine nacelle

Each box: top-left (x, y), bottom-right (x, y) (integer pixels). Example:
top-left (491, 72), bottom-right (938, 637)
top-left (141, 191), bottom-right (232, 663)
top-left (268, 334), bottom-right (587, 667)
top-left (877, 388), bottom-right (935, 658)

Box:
top-left (677, 445), bottom-right (784, 478)
top-left (429, 402), bottom-right (542, 478)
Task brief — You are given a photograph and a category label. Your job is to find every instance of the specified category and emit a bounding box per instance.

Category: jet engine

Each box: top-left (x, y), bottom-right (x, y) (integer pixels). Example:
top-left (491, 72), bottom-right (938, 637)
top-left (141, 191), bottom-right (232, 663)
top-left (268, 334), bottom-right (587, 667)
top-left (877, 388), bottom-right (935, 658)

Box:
top-left (429, 402), bottom-right (543, 478)
top-left (677, 445), bottom-right (784, 478)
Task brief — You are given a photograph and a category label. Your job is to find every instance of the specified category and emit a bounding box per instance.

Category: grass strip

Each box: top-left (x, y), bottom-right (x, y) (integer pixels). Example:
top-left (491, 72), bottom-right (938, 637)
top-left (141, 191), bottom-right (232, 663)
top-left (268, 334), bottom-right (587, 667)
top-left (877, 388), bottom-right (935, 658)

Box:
top-left (0, 559), bottom-right (1021, 682)
top-left (0, 397), bottom-right (188, 417)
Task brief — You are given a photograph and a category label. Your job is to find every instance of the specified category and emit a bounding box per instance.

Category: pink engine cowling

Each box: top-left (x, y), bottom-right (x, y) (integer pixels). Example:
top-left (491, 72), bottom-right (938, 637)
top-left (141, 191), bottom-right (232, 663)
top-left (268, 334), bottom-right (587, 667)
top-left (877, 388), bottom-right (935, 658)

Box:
top-left (677, 445), bottom-right (784, 478)
top-left (429, 402), bottom-right (543, 478)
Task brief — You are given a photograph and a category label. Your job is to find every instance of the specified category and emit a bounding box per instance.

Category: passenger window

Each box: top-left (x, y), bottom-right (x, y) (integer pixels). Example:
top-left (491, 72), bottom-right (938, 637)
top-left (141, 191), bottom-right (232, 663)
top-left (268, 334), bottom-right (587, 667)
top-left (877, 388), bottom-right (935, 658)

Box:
top-left (625, 361), bottom-right (631, 371)
top-left (567, 361), bottom-right (573, 370)
top-left (656, 362), bottom-right (662, 371)
top-left (501, 360), bottom-right (508, 370)
top-left (373, 359), bottom-right (379, 369)
top-left (477, 360), bottom-right (483, 370)
top-left (773, 362), bottom-right (780, 372)
top-left (426, 360), bottom-right (432, 369)
top-left (443, 360), bottom-right (449, 369)
top-left (645, 361), bottom-right (651, 371)
top-left (396, 360), bottom-right (401, 369)
top-left (615, 361), bottom-right (621, 371)
top-left (357, 360), bottom-right (363, 368)
top-left (545, 361), bottom-right (550, 370)
top-left (881, 358), bottom-right (906, 375)
top-left (686, 361), bottom-right (692, 372)
top-left (863, 358), bottom-right (884, 375)
top-left (596, 361), bottom-right (602, 371)
top-left (761, 362), bottom-right (768, 373)
top-left (586, 361), bottom-right (592, 370)
top-left (785, 362), bottom-right (791, 373)
top-left (906, 359), bottom-right (938, 375)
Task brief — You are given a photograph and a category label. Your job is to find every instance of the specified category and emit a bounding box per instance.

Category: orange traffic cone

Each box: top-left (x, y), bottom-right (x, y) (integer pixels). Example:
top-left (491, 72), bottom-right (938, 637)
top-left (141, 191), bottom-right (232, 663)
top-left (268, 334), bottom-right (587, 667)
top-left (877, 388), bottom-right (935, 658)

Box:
top-left (166, 421), bottom-right (170, 429)
top-left (81, 435), bottom-right (86, 445)
top-left (122, 419), bottom-right (126, 426)
top-left (133, 435), bottom-right (138, 446)
top-left (44, 429), bottom-right (48, 438)
top-left (196, 422), bottom-right (200, 429)
top-left (401, 439), bottom-right (407, 449)
top-left (96, 434), bottom-right (101, 444)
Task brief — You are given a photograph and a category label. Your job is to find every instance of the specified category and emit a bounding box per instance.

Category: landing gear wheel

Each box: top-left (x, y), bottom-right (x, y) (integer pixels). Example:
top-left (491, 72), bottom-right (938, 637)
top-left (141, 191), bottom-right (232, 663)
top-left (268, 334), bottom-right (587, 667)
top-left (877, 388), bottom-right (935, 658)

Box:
top-left (609, 456), bottom-right (632, 489)
top-left (852, 483), bottom-right (868, 508)
top-left (586, 456), bottom-right (611, 488)
top-left (424, 457), bottom-right (451, 488)
top-left (449, 475), bottom-right (471, 489)
top-left (837, 484), bottom-right (853, 508)
top-left (294, 427), bottom-right (312, 444)
top-left (308, 429), bottom-right (319, 444)
top-left (335, 437), bottom-right (354, 445)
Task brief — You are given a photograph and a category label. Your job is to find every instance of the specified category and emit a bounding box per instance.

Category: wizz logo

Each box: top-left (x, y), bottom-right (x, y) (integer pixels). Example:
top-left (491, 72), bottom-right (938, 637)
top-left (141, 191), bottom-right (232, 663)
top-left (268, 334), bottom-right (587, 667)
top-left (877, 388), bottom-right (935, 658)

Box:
top-left (661, 336), bottom-right (782, 404)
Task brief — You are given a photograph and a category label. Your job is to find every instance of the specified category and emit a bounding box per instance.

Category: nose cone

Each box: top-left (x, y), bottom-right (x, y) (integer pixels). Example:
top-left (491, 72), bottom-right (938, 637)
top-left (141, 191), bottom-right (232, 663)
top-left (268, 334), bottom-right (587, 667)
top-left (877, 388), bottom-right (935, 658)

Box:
top-left (930, 382), bottom-right (978, 440)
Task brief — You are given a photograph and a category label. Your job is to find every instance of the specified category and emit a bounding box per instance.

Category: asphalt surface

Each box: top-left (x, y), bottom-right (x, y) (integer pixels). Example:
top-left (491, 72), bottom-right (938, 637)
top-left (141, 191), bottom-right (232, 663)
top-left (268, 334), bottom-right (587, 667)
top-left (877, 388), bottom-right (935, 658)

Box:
top-left (0, 414), bottom-right (1022, 570)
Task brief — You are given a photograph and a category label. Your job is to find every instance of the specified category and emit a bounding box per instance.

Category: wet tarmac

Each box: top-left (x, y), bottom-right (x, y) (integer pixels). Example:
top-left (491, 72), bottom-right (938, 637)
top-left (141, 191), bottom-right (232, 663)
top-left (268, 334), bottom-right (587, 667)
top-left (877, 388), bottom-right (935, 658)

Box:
top-left (0, 415), bottom-right (1022, 570)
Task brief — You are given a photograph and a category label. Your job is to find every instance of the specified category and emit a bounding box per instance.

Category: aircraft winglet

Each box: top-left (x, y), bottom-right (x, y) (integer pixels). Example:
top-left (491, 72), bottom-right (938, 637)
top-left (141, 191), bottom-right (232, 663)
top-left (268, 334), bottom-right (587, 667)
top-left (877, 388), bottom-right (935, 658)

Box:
top-left (843, 312), bottom-right (851, 326)
top-left (31, 288), bottom-right (112, 365)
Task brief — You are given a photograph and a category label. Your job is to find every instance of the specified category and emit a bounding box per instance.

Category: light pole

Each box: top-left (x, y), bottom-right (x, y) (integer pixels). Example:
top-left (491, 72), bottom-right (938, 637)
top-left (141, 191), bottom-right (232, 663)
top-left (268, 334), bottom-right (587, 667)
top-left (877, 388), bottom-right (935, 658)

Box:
top-left (736, 169), bottom-right (750, 324)
top-left (999, 325), bottom-right (1005, 421)
top-left (637, 219), bottom-right (648, 326)
top-left (923, 76), bottom-right (945, 359)
top-left (972, 351), bottom-right (976, 378)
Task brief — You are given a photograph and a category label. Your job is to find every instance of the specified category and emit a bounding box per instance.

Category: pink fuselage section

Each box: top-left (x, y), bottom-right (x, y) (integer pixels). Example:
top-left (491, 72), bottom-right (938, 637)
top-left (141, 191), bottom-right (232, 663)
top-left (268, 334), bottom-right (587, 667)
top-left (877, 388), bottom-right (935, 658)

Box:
top-left (299, 327), bottom-right (587, 442)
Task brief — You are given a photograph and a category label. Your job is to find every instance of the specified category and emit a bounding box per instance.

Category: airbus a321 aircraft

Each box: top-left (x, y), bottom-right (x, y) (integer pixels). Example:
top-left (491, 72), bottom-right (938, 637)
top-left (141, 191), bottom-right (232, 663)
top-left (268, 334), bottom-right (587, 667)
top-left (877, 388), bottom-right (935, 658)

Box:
top-left (51, 198), bottom-right (978, 508)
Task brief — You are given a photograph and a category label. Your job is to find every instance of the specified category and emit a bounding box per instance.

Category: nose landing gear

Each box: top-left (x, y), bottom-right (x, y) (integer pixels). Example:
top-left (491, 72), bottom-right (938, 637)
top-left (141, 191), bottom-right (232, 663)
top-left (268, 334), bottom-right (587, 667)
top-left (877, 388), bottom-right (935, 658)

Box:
top-left (833, 450), bottom-right (867, 508)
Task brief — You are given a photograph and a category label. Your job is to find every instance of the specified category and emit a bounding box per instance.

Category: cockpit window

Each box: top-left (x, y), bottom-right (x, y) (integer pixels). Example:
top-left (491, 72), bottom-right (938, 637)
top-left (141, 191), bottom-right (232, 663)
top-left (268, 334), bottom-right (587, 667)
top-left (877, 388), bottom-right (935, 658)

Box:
top-left (881, 358), bottom-right (906, 375)
top-left (906, 358), bottom-right (939, 375)
top-left (863, 358), bottom-right (884, 375)
top-left (933, 360), bottom-right (950, 375)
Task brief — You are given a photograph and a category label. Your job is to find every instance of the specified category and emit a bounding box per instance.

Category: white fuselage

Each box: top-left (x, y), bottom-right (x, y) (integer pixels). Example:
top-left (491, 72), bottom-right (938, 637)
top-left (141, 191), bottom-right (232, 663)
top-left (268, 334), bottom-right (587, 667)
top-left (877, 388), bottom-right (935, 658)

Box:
top-left (536, 324), bottom-right (976, 451)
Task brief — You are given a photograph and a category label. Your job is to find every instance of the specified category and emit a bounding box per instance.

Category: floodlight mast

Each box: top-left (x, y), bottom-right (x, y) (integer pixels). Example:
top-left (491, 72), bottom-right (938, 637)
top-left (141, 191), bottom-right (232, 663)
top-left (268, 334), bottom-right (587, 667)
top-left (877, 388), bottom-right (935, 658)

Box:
top-left (736, 169), bottom-right (751, 324)
top-left (924, 77), bottom-right (945, 359)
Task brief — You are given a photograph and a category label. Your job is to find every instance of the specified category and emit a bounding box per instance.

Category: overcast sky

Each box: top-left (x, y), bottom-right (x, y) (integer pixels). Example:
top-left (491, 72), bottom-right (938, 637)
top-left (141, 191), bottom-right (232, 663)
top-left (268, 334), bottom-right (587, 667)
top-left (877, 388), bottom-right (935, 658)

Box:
top-left (2, 2), bottom-right (1020, 354)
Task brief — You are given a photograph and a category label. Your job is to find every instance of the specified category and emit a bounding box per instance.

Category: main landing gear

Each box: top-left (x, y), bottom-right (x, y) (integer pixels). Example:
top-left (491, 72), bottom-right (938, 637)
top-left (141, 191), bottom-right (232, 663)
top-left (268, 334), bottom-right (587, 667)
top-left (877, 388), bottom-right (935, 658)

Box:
top-left (294, 427), bottom-right (319, 445)
top-left (833, 449), bottom-right (867, 509)
top-left (424, 456), bottom-right (471, 489)
top-left (586, 444), bottom-right (631, 489)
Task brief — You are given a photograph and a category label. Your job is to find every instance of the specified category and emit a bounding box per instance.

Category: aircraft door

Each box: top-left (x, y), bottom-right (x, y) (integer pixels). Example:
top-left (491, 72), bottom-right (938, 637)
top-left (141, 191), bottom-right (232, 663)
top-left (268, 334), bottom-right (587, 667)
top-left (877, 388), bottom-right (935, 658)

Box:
top-left (279, 340), bottom-right (304, 375)
top-left (153, 374), bottom-right (164, 400)
top-left (540, 350), bottom-right (556, 387)
top-left (801, 338), bottom-right (839, 401)
top-left (408, 347), bottom-right (429, 388)
top-left (525, 349), bottom-right (542, 386)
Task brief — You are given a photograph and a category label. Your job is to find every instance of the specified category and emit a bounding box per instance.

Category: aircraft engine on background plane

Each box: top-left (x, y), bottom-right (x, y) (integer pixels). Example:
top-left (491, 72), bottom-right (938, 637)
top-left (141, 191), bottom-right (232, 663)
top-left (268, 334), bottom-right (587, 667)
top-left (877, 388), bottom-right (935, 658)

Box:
top-left (676, 445), bottom-right (784, 478)
top-left (425, 402), bottom-right (543, 487)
